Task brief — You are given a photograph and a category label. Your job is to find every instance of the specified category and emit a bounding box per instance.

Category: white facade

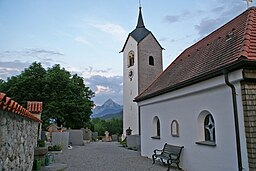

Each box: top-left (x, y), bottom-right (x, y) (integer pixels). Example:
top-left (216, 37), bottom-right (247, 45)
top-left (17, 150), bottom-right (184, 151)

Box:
top-left (122, 9), bottom-right (163, 136)
top-left (138, 70), bottom-right (249, 171)
top-left (123, 36), bottom-right (139, 135)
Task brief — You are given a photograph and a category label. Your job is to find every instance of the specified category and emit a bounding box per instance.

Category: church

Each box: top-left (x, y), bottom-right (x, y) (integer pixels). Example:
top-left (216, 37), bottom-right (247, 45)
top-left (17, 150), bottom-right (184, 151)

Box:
top-left (122, 6), bottom-right (256, 171)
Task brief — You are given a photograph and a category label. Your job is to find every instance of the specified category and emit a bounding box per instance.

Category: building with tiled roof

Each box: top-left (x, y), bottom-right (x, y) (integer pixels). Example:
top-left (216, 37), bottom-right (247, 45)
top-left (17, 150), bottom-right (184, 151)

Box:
top-left (135, 7), bottom-right (256, 102)
top-left (134, 7), bottom-right (256, 171)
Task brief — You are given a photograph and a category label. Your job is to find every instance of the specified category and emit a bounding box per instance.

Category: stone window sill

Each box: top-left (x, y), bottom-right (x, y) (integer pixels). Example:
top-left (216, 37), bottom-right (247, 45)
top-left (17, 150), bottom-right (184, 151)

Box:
top-left (151, 136), bottom-right (160, 139)
top-left (196, 141), bottom-right (216, 147)
top-left (171, 134), bottom-right (179, 137)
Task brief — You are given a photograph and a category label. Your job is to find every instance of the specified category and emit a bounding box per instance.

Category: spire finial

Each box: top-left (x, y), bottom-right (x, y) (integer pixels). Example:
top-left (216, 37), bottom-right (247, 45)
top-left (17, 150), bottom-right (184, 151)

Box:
top-left (139, 0), bottom-right (142, 9)
top-left (136, 1), bottom-right (145, 28)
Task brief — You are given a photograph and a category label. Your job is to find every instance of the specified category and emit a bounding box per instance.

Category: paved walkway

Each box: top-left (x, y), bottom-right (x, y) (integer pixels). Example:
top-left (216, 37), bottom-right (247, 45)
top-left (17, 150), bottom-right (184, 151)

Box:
top-left (52, 142), bottom-right (178, 171)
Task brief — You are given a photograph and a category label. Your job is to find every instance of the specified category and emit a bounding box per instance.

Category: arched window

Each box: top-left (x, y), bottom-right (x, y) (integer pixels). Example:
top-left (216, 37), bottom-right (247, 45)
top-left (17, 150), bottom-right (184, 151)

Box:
top-left (149, 56), bottom-right (154, 66)
top-left (128, 51), bottom-right (135, 67)
top-left (196, 111), bottom-right (216, 146)
top-left (204, 114), bottom-right (215, 142)
top-left (157, 119), bottom-right (160, 136)
top-left (171, 120), bottom-right (179, 137)
top-left (152, 116), bottom-right (160, 139)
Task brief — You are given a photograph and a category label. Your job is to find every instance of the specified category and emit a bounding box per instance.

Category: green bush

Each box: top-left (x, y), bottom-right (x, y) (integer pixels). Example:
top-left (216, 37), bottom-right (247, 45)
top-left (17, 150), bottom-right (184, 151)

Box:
top-left (38, 140), bottom-right (45, 147)
top-left (48, 145), bottom-right (62, 151)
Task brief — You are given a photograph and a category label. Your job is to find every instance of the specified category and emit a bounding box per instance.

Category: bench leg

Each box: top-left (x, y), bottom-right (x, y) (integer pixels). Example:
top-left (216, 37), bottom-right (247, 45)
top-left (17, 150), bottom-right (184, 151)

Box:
top-left (176, 162), bottom-right (182, 170)
top-left (167, 160), bottom-right (170, 171)
top-left (152, 155), bottom-right (156, 164)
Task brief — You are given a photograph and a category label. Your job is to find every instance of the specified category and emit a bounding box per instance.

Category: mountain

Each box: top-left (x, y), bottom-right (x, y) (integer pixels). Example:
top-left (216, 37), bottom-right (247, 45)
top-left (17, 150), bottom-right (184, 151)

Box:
top-left (91, 99), bottom-right (123, 118)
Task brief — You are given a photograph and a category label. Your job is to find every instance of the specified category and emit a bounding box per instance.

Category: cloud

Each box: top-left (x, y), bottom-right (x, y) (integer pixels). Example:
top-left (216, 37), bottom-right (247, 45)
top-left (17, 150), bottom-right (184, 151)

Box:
top-left (74, 36), bottom-right (90, 44)
top-left (160, 34), bottom-right (194, 44)
top-left (194, 17), bottom-right (223, 37)
top-left (85, 75), bottom-right (123, 105)
top-left (70, 66), bottom-right (114, 79)
top-left (0, 49), bottom-right (64, 80)
top-left (211, 6), bottom-right (225, 13)
top-left (28, 49), bottom-right (64, 56)
top-left (164, 10), bottom-right (190, 24)
top-left (0, 49), bottom-right (64, 60)
top-left (65, 65), bottom-right (122, 105)
top-left (95, 85), bottom-right (111, 94)
top-left (194, 2), bottom-right (245, 37)
top-left (164, 15), bottom-right (180, 23)
top-left (93, 23), bottom-right (127, 41)
top-left (0, 60), bottom-right (32, 80)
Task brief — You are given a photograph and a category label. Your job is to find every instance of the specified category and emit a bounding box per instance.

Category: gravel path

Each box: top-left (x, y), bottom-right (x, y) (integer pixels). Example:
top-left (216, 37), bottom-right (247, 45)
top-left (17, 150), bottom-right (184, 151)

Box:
top-left (53, 142), bottom-right (176, 171)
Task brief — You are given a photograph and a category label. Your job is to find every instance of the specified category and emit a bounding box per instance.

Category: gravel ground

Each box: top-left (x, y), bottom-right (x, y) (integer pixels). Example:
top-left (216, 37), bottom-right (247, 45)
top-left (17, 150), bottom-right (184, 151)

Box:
top-left (53, 142), bottom-right (178, 171)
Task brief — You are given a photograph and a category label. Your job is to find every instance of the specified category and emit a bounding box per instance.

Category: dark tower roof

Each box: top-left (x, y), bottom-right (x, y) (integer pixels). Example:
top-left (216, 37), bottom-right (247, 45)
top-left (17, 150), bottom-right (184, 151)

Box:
top-left (130, 7), bottom-right (150, 43)
top-left (120, 7), bottom-right (163, 52)
top-left (136, 7), bottom-right (145, 28)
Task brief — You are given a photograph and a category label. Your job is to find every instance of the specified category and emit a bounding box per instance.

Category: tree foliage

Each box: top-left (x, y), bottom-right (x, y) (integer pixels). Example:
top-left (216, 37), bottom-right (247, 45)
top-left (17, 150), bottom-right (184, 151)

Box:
top-left (91, 118), bottom-right (123, 136)
top-left (0, 62), bottom-right (94, 129)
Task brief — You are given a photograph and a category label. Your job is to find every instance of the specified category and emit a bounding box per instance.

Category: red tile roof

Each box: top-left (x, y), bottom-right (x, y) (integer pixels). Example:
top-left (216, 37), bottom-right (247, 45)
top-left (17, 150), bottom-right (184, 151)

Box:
top-left (0, 92), bottom-right (42, 122)
top-left (135, 7), bottom-right (256, 101)
top-left (27, 101), bottom-right (43, 114)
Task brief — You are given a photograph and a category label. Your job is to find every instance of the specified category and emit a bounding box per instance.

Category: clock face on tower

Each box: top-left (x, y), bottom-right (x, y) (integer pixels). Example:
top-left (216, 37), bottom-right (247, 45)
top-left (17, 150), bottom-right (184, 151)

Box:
top-left (128, 69), bottom-right (134, 80)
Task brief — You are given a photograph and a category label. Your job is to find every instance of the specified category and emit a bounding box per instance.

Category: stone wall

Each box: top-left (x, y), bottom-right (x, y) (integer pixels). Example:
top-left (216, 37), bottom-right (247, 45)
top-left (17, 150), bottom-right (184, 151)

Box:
top-left (0, 109), bottom-right (39, 170)
top-left (241, 69), bottom-right (256, 170)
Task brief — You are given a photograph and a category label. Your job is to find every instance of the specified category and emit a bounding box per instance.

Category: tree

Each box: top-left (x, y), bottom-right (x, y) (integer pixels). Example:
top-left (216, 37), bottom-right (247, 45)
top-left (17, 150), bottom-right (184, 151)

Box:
top-left (0, 62), bottom-right (46, 105)
top-left (0, 62), bottom-right (94, 129)
top-left (91, 118), bottom-right (123, 136)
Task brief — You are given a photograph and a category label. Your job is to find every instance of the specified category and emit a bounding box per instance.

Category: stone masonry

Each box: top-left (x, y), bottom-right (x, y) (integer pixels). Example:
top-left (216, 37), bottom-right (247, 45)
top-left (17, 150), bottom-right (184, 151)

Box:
top-left (0, 110), bottom-right (38, 170)
top-left (241, 69), bottom-right (256, 170)
top-left (0, 93), bottom-right (41, 171)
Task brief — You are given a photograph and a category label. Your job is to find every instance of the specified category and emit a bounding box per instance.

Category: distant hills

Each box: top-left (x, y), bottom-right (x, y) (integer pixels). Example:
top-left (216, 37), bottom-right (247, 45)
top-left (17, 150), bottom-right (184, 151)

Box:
top-left (91, 99), bottom-right (123, 119)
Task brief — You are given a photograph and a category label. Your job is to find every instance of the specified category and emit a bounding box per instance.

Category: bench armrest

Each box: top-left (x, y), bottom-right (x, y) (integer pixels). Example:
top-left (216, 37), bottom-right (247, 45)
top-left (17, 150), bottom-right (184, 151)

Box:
top-left (153, 149), bottom-right (162, 154)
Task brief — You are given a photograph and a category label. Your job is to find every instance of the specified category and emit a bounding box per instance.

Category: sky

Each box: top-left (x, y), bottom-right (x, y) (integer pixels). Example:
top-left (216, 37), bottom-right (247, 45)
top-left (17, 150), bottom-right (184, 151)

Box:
top-left (0, 0), bottom-right (255, 106)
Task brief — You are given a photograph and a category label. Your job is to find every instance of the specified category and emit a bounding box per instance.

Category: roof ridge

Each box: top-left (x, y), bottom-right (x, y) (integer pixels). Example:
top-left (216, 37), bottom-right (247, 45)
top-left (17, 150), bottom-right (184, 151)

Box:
top-left (240, 7), bottom-right (256, 58)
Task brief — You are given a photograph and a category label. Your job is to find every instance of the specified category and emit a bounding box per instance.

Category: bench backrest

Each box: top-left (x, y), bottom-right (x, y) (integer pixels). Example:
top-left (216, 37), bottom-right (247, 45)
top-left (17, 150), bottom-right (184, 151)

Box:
top-left (162, 143), bottom-right (184, 157)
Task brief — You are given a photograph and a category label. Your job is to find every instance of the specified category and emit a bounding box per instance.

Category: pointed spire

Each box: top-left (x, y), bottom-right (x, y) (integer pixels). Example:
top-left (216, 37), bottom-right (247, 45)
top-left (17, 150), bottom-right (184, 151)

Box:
top-left (136, 7), bottom-right (145, 28)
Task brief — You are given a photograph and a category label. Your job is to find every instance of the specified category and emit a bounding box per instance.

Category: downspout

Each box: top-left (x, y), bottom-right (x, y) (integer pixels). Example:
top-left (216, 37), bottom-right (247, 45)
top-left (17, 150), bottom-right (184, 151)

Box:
top-left (138, 105), bottom-right (141, 135)
top-left (224, 71), bottom-right (243, 171)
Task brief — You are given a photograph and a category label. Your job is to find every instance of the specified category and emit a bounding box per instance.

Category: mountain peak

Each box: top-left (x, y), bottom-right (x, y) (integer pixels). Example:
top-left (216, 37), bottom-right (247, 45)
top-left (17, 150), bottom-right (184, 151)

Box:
top-left (103, 98), bottom-right (120, 108)
top-left (92, 99), bottom-right (123, 118)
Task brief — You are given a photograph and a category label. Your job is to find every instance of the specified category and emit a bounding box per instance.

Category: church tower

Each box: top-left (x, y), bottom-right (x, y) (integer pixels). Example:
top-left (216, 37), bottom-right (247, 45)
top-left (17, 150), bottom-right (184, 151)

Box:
top-left (121, 7), bottom-right (163, 135)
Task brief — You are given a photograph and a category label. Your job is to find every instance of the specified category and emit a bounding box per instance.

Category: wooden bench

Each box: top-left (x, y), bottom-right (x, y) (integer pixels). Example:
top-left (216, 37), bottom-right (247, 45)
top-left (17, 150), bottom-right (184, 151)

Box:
top-left (152, 143), bottom-right (184, 171)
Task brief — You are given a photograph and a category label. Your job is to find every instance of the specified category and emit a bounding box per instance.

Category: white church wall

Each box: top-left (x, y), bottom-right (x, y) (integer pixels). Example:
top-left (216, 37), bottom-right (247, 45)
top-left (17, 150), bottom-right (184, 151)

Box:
top-left (123, 36), bottom-right (139, 135)
top-left (139, 70), bottom-right (249, 171)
